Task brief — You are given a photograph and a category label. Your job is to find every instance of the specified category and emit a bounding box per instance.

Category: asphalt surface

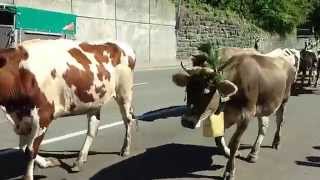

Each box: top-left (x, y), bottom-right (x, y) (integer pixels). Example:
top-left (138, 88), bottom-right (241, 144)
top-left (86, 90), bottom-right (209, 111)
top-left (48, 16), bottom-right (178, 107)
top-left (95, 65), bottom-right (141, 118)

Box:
top-left (0, 68), bottom-right (320, 180)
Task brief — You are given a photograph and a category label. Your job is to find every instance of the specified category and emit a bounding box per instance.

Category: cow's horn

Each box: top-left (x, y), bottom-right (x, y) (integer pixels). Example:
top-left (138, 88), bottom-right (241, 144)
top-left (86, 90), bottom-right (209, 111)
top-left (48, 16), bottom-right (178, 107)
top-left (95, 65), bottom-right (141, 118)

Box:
top-left (180, 61), bottom-right (193, 75)
top-left (202, 67), bottom-right (215, 74)
top-left (181, 61), bottom-right (215, 75)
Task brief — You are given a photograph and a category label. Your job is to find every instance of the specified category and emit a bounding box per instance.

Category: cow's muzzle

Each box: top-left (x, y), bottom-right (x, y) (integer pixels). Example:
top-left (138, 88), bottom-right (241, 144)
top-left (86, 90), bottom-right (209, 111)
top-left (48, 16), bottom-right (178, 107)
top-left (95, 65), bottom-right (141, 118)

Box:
top-left (181, 114), bottom-right (199, 129)
top-left (181, 119), bottom-right (196, 129)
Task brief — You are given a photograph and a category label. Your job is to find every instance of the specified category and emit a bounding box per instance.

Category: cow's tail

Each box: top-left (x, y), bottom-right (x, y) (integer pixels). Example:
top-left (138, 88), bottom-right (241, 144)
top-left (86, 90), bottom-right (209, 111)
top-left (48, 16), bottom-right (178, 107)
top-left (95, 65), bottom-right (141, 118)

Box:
top-left (130, 106), bottom-right (139, 131)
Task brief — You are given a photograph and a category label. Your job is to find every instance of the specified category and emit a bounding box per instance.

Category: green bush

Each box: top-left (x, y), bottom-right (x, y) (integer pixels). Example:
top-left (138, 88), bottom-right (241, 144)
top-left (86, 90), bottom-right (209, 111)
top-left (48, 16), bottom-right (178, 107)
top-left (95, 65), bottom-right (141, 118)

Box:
top-left (173, 0), bottom-right (319, 36)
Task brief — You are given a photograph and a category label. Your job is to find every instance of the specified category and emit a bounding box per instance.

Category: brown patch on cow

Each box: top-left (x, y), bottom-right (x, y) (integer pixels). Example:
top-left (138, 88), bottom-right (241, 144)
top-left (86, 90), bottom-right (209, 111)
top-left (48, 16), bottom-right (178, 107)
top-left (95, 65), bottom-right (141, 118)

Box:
top-left (68, 48), bottom-right (91, 69)
top-left (95, 85), bottom-right (107, 98)
top-left (0, 56), bottom-right (7, 68)
top-left (79, 43), bottom-right (110, 64)
top-left (0, 46), bottom-right (29, 69)
top-left (96, 64), bottom-right (110, 81)
top-left (104, 43), bottom-right (122, 66)
top-left (0, 48), bottom-right (55, 160)
top-left (5, 68), bottom-right (55, 137)
top-left (17, 46), bottom-right (29, 60)
top-left (63, 48), bottom-right (95, 103)
top-left (79, 42), bottom-right (122, 67)
top-left (128, 56), bottom-right (136, 70)
top-left (51, 69), bottom-right (57, 79)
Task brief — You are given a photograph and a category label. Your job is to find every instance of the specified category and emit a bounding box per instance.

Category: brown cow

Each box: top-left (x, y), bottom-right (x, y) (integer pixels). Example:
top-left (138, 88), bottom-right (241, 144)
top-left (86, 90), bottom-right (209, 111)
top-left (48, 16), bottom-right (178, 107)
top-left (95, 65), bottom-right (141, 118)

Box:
top-left (0, 39), bottom-right (136, 180)
top-left (172, 53), bottom-right (295, 180)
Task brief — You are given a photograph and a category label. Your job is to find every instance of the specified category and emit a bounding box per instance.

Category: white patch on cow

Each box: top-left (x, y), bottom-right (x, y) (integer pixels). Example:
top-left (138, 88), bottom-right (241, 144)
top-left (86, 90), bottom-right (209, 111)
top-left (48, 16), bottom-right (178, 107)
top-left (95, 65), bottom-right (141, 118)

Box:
top-left (35, 155), bottom-right (49, 167)
top-left (25, 159), bottom-right (35, 180)
top-left (38, 127), bottom-right (47, 137)
top-left (78, 115), bottom-right (100, 163)
top-left (103, 50), bottom-right (108, 56)
top-left (35, 155), bottom-right (59, 168)
top-left (114, 41), bottom-right (136, 60)
top-left (23, 107), bottom-right (40, 180)
top-left (265, 48), bottom-right (296, 67)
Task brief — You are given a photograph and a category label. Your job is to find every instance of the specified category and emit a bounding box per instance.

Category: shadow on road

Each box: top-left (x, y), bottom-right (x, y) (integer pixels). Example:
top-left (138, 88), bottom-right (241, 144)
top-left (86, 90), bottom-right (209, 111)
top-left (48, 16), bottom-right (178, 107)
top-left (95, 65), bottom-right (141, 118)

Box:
top-left (238, 144), bottom-right (273, 151)
top-left (38, 150), bottom-right (119, 173)
top-left (39, 150), bottom-right (119, 160)
top-left (90, 143), bottom-right (224, 180)
top-left (295, 160), bottom-right (320, 168)
top-left (295, 146), bottom-right (320, 168)
top-left (137, 106), bottom-right (186, 122)
top-left (313, 146), bottom-right (320, 150)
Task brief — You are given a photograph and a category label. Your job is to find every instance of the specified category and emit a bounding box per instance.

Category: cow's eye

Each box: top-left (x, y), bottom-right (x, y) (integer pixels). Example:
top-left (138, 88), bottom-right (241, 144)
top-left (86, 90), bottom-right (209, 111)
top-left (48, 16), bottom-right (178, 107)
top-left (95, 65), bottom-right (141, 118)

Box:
top-left (203, 88), bottom-right (210, 94)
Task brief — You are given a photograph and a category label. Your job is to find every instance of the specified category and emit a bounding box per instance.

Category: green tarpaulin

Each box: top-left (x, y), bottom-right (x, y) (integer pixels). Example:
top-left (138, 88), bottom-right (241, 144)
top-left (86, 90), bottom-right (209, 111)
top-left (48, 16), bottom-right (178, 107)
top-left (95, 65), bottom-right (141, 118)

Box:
top-left (2, 5), bottom-right (76, 35)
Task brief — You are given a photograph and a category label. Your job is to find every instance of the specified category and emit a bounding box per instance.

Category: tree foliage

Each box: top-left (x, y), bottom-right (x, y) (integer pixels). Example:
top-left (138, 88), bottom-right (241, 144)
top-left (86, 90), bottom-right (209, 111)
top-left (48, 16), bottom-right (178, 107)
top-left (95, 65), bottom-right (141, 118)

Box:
top-left (303, 0), bottom-right (320, 37)
top-left (179, 0), bottom-right (320, 36)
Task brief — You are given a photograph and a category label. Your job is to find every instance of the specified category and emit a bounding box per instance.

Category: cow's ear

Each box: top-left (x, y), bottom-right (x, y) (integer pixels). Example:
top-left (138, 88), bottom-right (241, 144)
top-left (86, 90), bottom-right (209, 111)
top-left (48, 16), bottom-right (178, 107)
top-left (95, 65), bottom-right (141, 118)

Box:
top-left (0, 56), bottom-right (7, 68)
top-left (172, 73), bottom-right (189, 87)
top-left (217, 80), bottom-right (238, 102)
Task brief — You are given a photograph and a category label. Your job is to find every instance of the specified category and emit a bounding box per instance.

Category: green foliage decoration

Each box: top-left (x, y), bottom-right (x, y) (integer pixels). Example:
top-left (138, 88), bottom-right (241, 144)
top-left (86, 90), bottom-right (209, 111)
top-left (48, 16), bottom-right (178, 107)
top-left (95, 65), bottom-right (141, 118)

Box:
top-left (198, 42), bottom-right (224, 83)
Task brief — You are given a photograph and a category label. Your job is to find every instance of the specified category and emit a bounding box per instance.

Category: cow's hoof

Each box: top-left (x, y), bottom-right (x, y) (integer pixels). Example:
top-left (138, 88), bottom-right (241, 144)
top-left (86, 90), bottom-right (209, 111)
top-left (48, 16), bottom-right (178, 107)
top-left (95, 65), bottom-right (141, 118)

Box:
top-left (224, 175), bottom-right (235, 180)
top-left (247, 153), bottom-right (258, 163)
top-left (272, 142), bottom-right (280, 150)
top-left (36, 157), bottom-right (61, 168)
top-left (23, 175), bottom-right (33, 180)
top-left (223, 171), bottom-right (235, 180)
top-left (42, 157), bottom-right (60, 168)
top-left (71, 161), bottom-right (84, 172)
top-left (119, 150), bottom-right (130, 157)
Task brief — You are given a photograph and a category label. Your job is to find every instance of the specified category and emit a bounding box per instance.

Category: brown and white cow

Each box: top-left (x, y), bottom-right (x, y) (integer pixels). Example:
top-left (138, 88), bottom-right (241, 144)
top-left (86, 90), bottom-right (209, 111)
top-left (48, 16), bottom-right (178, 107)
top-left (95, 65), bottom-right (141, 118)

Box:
top-left (172, 53), bottom-right (295, 180)
top-left (0, 39), bottom-right (136, 180)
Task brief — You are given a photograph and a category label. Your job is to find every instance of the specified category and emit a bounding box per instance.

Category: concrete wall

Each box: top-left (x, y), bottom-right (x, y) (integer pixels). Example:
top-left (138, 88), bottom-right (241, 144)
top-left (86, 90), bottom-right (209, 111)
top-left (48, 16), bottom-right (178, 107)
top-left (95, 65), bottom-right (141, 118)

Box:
top-left (3, 0), bottom-right (177, 69)
top-left (261, 34), bottom-right (308, 53)
top-left (0, 0), bottom-right (13, 4)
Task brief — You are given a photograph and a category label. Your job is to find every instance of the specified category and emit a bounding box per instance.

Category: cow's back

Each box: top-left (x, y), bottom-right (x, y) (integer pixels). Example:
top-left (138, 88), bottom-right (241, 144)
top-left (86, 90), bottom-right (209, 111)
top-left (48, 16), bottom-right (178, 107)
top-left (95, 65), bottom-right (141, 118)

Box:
top-left (224, 54), bottom-right (294, 116)
top-left (19, 39), bottom-right (135, 118)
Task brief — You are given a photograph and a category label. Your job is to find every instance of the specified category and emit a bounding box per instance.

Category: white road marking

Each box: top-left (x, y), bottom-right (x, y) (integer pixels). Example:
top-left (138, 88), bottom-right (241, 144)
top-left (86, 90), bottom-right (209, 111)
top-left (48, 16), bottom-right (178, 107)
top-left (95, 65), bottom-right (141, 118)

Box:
top-left (41, 121), bottom-right (123, 145)
top-left (133, 82), bottom-right (148, 86)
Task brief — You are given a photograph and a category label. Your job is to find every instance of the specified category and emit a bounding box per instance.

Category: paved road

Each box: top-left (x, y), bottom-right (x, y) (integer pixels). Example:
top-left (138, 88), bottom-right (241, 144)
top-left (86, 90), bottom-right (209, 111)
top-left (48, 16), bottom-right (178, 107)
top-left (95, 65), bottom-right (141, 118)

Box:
top-left (0, 68), bottom-right (320, 180)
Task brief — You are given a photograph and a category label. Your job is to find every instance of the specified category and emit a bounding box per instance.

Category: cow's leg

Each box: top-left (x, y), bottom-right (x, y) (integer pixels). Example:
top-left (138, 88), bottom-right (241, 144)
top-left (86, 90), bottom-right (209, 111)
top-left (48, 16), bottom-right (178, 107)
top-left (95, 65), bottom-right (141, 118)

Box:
top-left (24, 105), bottom-right (57, 180)
top-left (19, 135), bottom-right (28, 150)
top-left (19, 135), bottom-right (59, 169)
top-left (308, 68), bottom-right (313, 86)
top-left (272, 103), bottom-right (286, 149)
top-left (116, 94), bottom-right (135, 157)
top-left (301, 70), bottom-right (306, 88)
top-left (247, 116), bottom-right (269, 163)
top-left (215, 136), bottom-right (241, 157)
top-left (71, 109), bottom-right (100, 172)
top-left (115, 66), bottom-right (135, 157)
top-left (314, 69), bottom-right (319, 87)
top-left (223, 112), bottom-right (250, 180)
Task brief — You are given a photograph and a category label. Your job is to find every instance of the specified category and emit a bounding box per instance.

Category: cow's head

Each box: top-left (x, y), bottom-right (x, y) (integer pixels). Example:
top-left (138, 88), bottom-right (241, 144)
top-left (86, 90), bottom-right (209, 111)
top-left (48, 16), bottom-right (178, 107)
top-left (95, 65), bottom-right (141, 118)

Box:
top-left (172, 63), bottom-right (237, 129)
top-left (0, 47), bottom-right (35, 135)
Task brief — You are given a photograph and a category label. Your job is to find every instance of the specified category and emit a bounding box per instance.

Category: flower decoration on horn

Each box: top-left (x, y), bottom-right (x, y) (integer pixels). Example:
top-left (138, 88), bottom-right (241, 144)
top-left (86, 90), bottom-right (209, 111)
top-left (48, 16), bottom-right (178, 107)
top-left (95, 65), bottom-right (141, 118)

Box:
top-left (197, 42), bottom-right (224, 83)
